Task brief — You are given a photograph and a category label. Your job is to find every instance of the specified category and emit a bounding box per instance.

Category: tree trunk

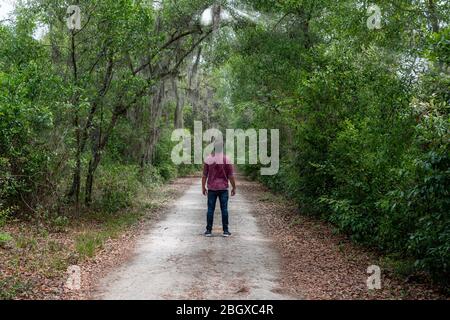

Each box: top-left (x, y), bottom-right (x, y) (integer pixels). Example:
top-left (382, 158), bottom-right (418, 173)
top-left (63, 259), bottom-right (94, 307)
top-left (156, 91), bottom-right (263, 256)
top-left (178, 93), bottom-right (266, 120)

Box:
top-left (49, 23), bottom-right (61, 64)
top-left (172, 76), bottom-right (184, 129)
top-left (148, 81), bottom-right (165, 163)
top-left (140, 81), bottom-right (166, 169)
top-left (189, 47), bottom-right (202, 123)
top-left (84, 132), bottom-right (99, 205)
top-left (427, 0), bottom-right (440, 33)
top-left (84, 108), bottom-right (122, 205)
top-left (188, 46), bottom-right (202, 120)
top-left (67, 31), bottom-right (81, 213)
top-left (212, 4), bottom-right (222, 31)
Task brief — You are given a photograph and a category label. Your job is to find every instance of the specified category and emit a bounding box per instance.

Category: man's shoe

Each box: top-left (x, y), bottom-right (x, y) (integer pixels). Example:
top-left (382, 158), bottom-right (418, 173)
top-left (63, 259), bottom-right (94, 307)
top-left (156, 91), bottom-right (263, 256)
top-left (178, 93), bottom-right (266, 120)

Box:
top-left (223, 231), bottom-right (231, 237)
top-left (204, 230), bottom-right (212, 237)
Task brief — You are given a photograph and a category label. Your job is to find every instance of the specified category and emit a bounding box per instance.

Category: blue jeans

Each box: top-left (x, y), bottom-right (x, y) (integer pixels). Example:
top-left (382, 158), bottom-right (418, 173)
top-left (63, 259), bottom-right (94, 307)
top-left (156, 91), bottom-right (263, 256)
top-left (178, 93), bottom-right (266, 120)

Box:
top-left (206, 190), bottom-right (229, 232)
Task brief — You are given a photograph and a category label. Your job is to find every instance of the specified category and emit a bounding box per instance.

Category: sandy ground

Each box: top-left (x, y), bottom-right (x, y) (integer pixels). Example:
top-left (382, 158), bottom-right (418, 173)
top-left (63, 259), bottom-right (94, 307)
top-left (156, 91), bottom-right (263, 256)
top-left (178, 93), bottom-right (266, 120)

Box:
top-left (88, 175), bottom-right (445, 300)
top-left (94, 176), bottom-right (295, 300)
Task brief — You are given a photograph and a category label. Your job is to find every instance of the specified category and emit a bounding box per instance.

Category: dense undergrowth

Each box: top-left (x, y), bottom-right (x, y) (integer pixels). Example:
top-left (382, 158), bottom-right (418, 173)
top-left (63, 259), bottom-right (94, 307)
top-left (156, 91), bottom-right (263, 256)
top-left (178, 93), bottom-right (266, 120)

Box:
top-left (227, 1), bottom-right (449, 289)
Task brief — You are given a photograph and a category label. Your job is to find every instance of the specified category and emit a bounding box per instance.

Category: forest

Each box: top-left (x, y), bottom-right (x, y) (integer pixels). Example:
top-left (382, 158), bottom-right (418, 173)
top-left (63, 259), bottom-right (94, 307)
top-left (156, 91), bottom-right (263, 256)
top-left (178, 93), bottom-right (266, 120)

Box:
top-left (0, 0), bottom-right (449, 298)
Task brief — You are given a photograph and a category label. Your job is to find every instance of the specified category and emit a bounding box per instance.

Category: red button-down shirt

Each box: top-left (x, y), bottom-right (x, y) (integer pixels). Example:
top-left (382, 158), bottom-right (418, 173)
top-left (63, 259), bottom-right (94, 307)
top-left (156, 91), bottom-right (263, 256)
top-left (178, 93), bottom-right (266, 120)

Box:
top-left (203, 153), bottom-right (234, 191)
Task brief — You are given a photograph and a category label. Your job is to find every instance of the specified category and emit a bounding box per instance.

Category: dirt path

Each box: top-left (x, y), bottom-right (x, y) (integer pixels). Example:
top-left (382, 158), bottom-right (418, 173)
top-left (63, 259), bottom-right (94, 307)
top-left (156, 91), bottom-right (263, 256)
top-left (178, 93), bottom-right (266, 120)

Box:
top-left (94, 176), bottom-right (295, 300)
top-left (92, 175), bottom-right (444, 300)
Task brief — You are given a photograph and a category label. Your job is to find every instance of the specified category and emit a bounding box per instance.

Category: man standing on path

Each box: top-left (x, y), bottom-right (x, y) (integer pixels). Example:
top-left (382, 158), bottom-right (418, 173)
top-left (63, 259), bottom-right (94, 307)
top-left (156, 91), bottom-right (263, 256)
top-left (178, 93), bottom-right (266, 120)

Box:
top-left (202, 140), bottom-right (236, 237)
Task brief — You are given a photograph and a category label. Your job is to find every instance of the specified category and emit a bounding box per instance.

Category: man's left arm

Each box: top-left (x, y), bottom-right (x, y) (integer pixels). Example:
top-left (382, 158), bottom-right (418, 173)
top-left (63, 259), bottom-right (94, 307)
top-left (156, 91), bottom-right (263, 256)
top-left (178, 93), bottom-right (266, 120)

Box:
top-left (229, 175), bottom-right (236, 196)
top-left (202, 164), bottom-right (208, 196)
top-left (226, 160), bottom-right (236, 196)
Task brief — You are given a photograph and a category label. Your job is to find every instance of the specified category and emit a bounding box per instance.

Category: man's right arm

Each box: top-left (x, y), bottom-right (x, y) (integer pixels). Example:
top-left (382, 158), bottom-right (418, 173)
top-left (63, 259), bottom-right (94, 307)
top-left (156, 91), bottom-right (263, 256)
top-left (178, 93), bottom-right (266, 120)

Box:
top-left (202, 164), bottom-right (208, 196)
top-left (202, 176), bottom-right (208, 196)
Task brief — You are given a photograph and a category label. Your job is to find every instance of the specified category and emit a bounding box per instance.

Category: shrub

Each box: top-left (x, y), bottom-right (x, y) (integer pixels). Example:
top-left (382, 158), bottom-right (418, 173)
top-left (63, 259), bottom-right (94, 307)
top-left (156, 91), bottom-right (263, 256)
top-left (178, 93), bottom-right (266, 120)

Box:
top-left (75, 233), bottom-right (104, 259)
top-left (378, 101), bottom-right (450, 282)
top-left (0, 206), bottom-right (12, 227)
top-left (140, 165), bottom-right (164, 188)
top-left (157, 162), bottom-right (178, 181)
top-left (95, 164), bottom-right (141, 213)
top-left (0, 232), bottom-right (13, 248)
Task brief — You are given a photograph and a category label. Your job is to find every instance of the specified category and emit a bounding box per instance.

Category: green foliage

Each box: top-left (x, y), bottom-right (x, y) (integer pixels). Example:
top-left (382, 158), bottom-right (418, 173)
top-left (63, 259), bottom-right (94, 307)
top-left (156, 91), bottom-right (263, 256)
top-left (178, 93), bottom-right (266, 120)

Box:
top-left (157, 162), bottom-right (178, 181)
top-left (0, 232), bottom-right (13, 248)
top-left (153, 129), bottom-right (180, 181)
top-left (75, 233), bottom-right (104, 259)
top-left (0, 205), bottom-right (12, 227)
top-left (93, 158), bottom-right (193, 213)
top-left (0, 276), bottom-right (31, 300)
top-left (49, 215), bottom-right (70, 233)
top-left (75, 210), bottom-right (142, 259)
top-left (0, 25), bottom-right (60, 213)
top-left (15, 235), bottom-right (37, 250)
top-left (225, 0), bottom-right (450, 285)
top-left (1, 0), bottom-right (204, 221)
top-left (378, 102), bottom-right (450, 282)
top-left (95, 164), bottom-right (141, 213)
top-left (427, 26), bottom-right (450, 65)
